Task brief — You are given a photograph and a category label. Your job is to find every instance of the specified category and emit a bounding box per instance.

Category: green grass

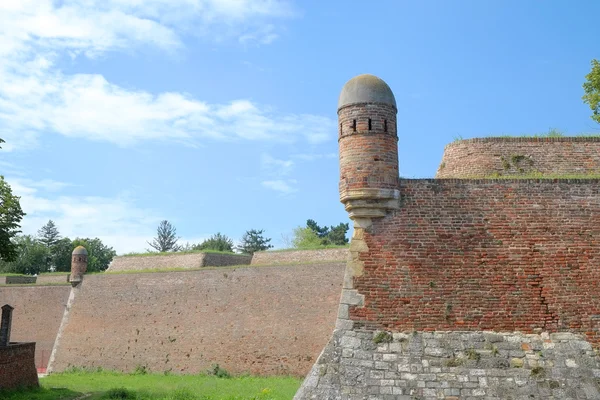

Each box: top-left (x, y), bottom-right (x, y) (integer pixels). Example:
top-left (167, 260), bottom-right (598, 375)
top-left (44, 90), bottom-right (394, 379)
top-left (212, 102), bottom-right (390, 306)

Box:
top-left (264, 245), bottom-right (349, 253)
top-left (481, 172), bottom-right (600, 180)
top-left (453, 128), bottom-right (600, 141)
top-left (119, 250), bottom-right (243, 257)
top-left (1, 371), bottom-right (302, 400)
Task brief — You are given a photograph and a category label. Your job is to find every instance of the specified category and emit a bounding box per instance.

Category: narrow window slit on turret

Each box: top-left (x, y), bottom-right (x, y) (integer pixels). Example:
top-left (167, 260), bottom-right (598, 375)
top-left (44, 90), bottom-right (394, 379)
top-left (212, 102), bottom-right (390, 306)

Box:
top-left (384, 119), bottom-right (388, 132)
top-left (352, 119), bottom-right (357, 132)
top-left (368, 118), bottom-right (372, 130)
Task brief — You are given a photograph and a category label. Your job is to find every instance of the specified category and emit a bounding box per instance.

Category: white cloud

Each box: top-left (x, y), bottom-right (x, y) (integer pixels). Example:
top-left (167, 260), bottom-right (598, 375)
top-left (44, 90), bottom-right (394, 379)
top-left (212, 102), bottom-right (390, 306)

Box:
top-left (7, 177), bottom-right (163, 254)
top-left (261, 179), bottom-right (298, 194)
top-left (261, 153), bottom-right (294, 174)
top-left (0, 0), bottom-right (334, 150)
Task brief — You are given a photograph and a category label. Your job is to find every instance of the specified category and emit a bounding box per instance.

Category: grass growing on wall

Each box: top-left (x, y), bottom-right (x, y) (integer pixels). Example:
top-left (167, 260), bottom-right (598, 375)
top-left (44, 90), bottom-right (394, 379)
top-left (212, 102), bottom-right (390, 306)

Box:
top-left (264, 244), bottom-right (350, 253)
top-left (1, 370), bottom-right (302, 400)
top-left (119, 250), bottom-right (241, 257)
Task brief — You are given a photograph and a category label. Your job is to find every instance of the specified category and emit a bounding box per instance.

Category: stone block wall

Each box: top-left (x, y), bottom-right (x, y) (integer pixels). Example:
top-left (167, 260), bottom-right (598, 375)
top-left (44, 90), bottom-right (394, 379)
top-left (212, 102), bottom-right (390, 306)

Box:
top-left (107, 252), bottom-right (251, 272)
top-left (436, 137), bottom-right (600, 178)
top-left (0, 342), bottom-right (39, 389)
top-left (296, 330), bottom-right (600, 399)
top-left (50, 263), bottom-right (345, 376)
top-left (0, 286), bottom-right (71, 370)
top-left (251, 248), bottom-right (348, 265)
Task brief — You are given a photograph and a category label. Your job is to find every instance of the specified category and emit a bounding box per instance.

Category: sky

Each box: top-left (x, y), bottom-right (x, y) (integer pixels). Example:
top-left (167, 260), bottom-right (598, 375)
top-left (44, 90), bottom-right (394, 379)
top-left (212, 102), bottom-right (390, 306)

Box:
top-left (1, 0), bottom-right (599, 255)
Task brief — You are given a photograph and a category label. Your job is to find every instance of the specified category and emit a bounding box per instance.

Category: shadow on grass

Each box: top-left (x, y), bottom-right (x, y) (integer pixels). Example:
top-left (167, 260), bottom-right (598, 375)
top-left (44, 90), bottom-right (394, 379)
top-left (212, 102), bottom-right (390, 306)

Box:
top-left (0, 386), bottom-right (84, 400)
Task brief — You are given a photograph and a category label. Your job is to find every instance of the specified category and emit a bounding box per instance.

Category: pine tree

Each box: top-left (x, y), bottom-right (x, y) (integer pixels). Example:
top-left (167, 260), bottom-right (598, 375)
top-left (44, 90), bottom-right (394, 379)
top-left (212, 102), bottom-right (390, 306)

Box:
top-left (37, 220), bottom-right (61, 248)
top-left (236, 229), bottom-right (273, 255)
top-left (147, 220), bottom-right (181, 252)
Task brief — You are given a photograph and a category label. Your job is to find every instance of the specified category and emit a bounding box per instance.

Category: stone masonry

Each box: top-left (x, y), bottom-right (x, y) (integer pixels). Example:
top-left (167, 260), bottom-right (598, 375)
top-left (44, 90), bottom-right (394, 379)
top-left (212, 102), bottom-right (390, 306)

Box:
top-left (296, 330), bottom-right (600, 399)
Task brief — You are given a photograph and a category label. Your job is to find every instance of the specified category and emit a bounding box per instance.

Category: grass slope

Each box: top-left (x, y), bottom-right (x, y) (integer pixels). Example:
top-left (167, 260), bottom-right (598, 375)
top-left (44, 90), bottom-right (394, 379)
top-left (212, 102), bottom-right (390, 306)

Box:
top-left (1, 371), bottom-right (301, 400)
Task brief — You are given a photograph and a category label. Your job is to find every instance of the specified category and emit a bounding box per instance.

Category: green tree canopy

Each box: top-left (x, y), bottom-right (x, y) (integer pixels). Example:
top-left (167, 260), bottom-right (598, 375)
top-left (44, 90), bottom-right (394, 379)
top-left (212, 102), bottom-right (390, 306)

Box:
top-left (583, 59), bottom-right (600, 124)
top-left (291, 226), bottom-right (322, 249)
top-left (147, 220), bottom-right (181, 252)
top-left (195, 233), bottom-right (234, 252)
top-left (0, 175), bottom-right (25, 262)
top-left (0, 235), bottom-right (49, 275)
top-left (303, 219), bottom-right (350, 247)
top-left (236, 229), bottom-right (273, 255)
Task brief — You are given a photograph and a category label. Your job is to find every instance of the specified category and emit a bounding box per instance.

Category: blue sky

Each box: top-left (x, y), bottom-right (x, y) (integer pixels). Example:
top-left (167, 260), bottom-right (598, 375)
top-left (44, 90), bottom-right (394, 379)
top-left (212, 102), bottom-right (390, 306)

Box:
top-left (1, 0), bottom-right (599, 254)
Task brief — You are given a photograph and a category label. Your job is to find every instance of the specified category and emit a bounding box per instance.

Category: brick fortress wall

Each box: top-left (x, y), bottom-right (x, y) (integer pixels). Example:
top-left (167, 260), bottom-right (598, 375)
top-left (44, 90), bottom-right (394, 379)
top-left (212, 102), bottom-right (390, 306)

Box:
top-left (345, 179), bottom-right (600, 344)
top-left (0, 343), bottom-right (39, 389)
top-left (296, 178), bottom-right (600, 399)
top-left (0, 285), bottom-right (71, 370)
top-left (50, 263), bottom-right (345, 376)
top-left (436, 137), bottom-right (600, 178)
top-left (107, 252), bottom-right (251, 272)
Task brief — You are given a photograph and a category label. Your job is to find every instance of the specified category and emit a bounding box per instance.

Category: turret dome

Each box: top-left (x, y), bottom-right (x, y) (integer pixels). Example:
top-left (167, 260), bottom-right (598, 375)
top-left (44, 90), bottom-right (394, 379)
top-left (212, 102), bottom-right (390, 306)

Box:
top-left (338, 74), bottom-right (396, 109)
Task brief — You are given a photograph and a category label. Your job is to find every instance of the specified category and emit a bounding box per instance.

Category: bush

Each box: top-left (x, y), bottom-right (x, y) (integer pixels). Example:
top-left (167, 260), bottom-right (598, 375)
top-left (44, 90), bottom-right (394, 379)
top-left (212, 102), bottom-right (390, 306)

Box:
top-left (105, 387), bottom-right (135, 399)
top-left (207, 364), bottom-right (231, 378)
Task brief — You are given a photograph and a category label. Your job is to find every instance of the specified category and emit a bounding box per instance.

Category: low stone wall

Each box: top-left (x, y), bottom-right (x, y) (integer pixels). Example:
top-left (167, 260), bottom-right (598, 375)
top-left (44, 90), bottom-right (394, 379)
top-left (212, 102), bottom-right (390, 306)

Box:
top-left (296, 330), bottom-right (600, 399)
top-left (107, 252), bottom-right (251, 272)
top-left (251, 248), bottom-right (349, 265)
top-left (36, 274), bottom-right (69, 285)
top-left (4, 276), bottom-right (36, 284)
top-left (0, 342), bottom-right (39, 389)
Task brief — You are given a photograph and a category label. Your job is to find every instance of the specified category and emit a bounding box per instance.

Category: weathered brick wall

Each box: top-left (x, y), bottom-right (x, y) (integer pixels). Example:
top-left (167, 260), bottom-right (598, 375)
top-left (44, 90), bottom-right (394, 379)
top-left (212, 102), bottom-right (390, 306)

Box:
top-left (437, 137), bottom-right (600, 178)
top-left (50, 263), bottom-right (345, 376)
top-left (350, 179), bottom-right (600, 345)
top-left (250, 248), bottom-right (348, 265)
top-left (0, 343), bottom-right (39, 389)
top-left (0, 286), bottom-right (71, 370)
top-left (107, 252), bottom-right (251, 272)
top-left (338, 103), bottom-right (399, 196)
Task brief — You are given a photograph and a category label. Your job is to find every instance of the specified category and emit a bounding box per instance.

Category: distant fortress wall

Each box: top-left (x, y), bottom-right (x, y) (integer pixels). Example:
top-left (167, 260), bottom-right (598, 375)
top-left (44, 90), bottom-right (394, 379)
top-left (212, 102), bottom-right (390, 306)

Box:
top-left (107, 252), bottom-right (252, 272)
top-left (49, 263), bottom-right (345, 376)
top-left (436, 137), bottom-right (600, 178)
top-left (251, 248), bottom-right (348, 265)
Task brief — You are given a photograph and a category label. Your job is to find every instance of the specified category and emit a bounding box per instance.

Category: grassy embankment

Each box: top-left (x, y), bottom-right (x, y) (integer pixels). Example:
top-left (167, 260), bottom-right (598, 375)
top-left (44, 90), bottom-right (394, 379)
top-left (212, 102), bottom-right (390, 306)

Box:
top-left (1, 370), bottom-right (302, 400)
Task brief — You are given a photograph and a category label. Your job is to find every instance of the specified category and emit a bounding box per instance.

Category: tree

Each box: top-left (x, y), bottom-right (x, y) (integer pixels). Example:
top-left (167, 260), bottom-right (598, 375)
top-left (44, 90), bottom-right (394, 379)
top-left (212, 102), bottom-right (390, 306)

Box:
top-left (195, 233), bottom-right (234, 252)
top-left (326, 222), bottom-right (350, 246)
top-left (236, 229), bottom-right (273, 255)
top-left (147, 220), bottom-right (181, 252)
top-left (0, 175), bottom-right (25, 262)
top-left (0, 235), bottom-right (49, 275)
top-left (306, 219), bottom-right (329, 239)
top-left (583, 59), bottom-right (600, 124)
top-left (291, 226), bottom-right (323, 249)
top-left (51, 237), bottom-right (74, 272)
top-left (37, 220), bottom-right (61, 248)
top-left (305, 219), bottom-right (350, 246)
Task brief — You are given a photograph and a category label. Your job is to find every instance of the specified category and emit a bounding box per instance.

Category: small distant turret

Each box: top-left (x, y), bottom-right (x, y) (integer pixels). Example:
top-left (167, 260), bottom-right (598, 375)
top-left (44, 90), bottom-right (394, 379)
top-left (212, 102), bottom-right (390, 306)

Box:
top-left (70, 246), bottom-right (88, 286)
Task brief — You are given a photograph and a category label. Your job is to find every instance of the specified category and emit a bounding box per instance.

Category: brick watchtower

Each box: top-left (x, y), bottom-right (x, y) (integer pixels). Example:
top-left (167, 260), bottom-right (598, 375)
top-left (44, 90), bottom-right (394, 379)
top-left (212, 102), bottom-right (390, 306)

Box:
top-left (70, 246), bottom-right (88, 286)
top-left (338, 74), bottom-right (399, 219)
